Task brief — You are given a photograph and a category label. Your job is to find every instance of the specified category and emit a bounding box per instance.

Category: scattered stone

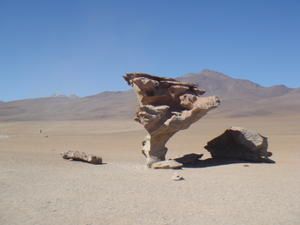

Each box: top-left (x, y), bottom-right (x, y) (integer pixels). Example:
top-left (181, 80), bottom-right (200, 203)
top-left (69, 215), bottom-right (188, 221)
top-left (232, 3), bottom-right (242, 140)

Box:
top-left (205, 127), bottom-right (275, 163)
top-left (124, 73), bottom-right (220, 168)
top-left (61, 151), bottom-right (102, 165)
top-left (172, 172), bottom-right (184, 181)
top-left (151, 160), bottom-right (183, 169)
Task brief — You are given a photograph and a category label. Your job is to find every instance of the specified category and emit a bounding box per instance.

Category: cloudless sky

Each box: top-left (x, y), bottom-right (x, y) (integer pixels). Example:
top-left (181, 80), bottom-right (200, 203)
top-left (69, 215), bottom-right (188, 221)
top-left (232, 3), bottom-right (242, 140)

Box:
top-left (0, 0), bottom-right (299, 101)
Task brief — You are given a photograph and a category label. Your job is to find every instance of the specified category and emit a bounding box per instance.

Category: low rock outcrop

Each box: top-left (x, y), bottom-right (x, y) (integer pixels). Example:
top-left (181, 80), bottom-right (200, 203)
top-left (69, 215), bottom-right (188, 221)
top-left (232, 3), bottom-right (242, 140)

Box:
top-left (61, 151), bottom-right (103, 164)
top-left (205, 127), bottom-right (274, 163)
top-left (124, 73), bottom-right (220, 167)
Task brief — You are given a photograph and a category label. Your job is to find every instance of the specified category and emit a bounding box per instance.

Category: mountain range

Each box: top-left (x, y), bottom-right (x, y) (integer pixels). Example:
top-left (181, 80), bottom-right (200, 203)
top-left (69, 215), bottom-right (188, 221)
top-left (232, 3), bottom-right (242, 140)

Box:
top-left (0, 70), bottom-right (299, 121)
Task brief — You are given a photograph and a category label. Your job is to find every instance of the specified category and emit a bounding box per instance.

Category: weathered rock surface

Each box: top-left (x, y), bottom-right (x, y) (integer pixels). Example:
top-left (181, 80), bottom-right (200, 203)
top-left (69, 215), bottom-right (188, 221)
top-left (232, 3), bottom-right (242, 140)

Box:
top-left (61, 151), bottom-right (102, 165)
top-left (152, 160), bottom-right (183, 169)
top-left (205, 127), bottom-right (274, 163)
top-left (124, 73), bottom-right (220, 167)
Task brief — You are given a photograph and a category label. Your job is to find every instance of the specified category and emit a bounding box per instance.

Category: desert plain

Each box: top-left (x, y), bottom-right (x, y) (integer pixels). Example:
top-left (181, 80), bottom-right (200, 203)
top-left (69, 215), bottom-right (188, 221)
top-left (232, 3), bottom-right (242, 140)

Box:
top-left (1, 71), bottom-right (300, 225)
top-left (0, 113), bottom-right (299, 225)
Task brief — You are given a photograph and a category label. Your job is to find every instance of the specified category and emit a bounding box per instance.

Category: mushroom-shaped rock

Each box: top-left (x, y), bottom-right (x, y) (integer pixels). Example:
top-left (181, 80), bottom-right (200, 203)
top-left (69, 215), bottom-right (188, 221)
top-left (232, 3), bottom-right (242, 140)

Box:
top-left (124, 73), bottom-right (220, 168)
top-left (205, 127), bottom-right (274, 163)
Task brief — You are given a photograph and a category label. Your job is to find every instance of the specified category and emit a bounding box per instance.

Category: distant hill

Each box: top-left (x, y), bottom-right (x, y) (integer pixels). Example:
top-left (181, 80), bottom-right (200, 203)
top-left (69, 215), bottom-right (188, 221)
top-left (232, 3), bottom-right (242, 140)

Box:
top-left (0, 91), bottom-right (136, 121)
top-left (0, 70), bottom-right (299, 121)
top-left (179, 70), bottom-right (292, 99)
top-left (178, 70), bottom-right (299, 117)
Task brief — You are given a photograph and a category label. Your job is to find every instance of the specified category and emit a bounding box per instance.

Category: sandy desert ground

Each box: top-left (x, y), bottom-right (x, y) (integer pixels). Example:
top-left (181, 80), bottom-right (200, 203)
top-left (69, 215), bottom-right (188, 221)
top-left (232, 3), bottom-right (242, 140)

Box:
top-left (0, 115), bottom-right (299, 225)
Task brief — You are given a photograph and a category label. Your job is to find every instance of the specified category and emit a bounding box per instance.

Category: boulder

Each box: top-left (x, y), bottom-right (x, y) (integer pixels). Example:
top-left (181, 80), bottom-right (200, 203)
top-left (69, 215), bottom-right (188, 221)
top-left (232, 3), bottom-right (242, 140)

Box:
top-left (205, 127), bottom-right (274, 163)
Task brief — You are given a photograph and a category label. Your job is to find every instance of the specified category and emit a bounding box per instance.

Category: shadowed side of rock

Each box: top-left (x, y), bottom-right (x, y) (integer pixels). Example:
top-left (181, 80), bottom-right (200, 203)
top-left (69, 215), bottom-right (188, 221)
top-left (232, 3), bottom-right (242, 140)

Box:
top-left (205, 127), bottom-right (275, 163)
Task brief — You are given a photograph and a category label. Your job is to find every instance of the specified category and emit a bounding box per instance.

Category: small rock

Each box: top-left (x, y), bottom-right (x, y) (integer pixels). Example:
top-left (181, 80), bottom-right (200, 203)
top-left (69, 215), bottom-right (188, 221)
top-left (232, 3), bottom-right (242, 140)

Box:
top-left (172, 173), bottom-right (184, 181)
top-left (151, 160), bottom-right (183, 169)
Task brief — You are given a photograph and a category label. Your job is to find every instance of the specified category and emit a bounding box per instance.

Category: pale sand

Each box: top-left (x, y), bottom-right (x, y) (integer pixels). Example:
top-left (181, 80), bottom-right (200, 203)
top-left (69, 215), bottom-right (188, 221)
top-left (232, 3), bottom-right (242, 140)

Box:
top-left (0, 116), bottom-right (299, 225)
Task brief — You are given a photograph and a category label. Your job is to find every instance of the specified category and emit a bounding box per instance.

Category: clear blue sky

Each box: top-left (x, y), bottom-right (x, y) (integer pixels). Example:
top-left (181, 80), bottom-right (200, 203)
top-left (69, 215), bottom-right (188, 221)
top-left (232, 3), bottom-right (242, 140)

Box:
top-left (0, 0), bottom-right (299, 101)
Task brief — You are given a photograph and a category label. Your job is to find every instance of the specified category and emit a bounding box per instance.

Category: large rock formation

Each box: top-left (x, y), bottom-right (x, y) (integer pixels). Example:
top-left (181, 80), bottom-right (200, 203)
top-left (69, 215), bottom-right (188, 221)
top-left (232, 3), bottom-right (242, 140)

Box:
top-left (124, 73), bottom-right (220, 167)
top-left (205, 127), bottom-right (274, 163)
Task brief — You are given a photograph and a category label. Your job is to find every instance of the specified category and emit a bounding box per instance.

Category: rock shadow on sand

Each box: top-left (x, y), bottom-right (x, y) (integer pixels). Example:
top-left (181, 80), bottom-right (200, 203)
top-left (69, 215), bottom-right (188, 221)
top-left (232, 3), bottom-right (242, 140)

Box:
top-left (174, 153), bottom-right (276, 169)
